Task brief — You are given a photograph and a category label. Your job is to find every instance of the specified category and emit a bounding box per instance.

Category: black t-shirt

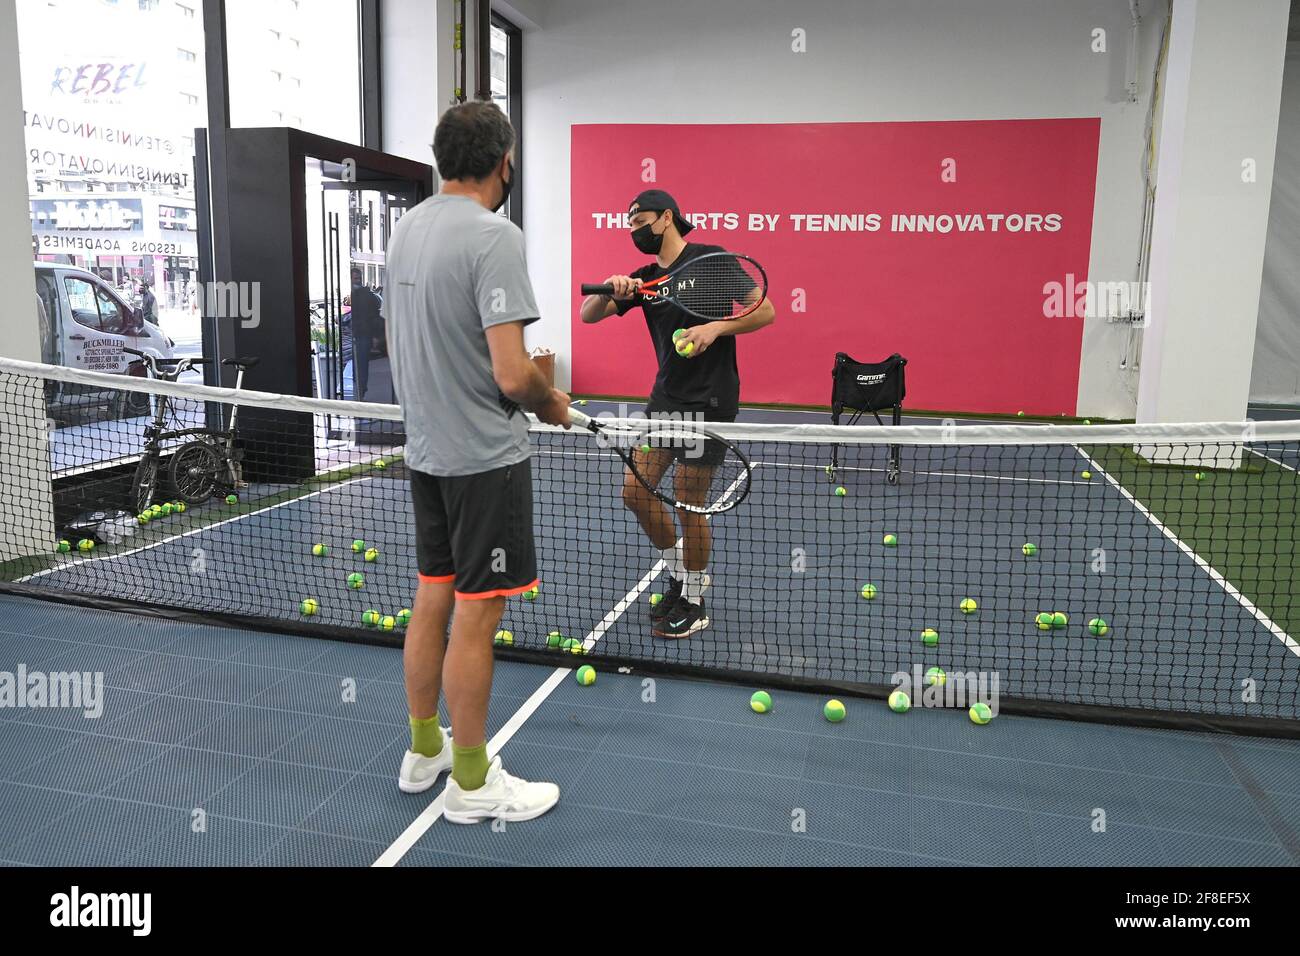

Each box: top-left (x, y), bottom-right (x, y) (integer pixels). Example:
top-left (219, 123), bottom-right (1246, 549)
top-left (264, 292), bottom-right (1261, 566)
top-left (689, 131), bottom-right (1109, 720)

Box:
top-left (614, 242), bottom-right (740, 414)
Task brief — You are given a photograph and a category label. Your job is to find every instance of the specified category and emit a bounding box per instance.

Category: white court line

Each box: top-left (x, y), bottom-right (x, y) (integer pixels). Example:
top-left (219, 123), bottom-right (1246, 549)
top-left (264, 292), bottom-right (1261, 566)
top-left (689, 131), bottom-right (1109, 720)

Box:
top-left (1074, 446), bottom-right (1299, 658)
top-left (1249, 446), bottom-right (1298, 475)
top-left (371, 464), bottom-right (755, 866)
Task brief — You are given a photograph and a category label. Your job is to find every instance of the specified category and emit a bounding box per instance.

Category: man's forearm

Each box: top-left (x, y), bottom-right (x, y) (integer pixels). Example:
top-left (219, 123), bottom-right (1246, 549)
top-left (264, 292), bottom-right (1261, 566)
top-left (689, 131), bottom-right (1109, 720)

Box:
top-left (512, 360), bottom-right (555, 411)
top-left (580, 294), bottom-right (615, 324)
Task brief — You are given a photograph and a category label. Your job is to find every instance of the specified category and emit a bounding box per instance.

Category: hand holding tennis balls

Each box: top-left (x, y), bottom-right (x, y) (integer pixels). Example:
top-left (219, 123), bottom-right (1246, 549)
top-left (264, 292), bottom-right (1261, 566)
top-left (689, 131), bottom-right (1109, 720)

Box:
top-left (673, 324), bottom-right (718, 358)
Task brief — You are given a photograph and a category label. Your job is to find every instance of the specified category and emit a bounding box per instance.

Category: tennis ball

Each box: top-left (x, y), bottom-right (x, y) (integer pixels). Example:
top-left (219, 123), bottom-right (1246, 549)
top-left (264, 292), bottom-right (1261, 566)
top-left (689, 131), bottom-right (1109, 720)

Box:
top-left (676, 340), bottom-right (695, 357)
top-left (312, 543), bottom-right (329, 557)
top-left (351, 539), bottom-right (365, 553)
top-left (225, 494), bottom-right (238, 505)
top-left (639, 444), bottom-right (651, 454)
top-left (546, 630), bottom-right (564, 648)
top-left (561, 638), bottom-right (585, 655)
top-left (575, 664), bottom-right (596, 686)
top-left (1088, 617), bottom-right (1110, 636)
top-left (1084, 419), bottom-right (1092, 425)
top-left (494, 629), bottom-right (514, 646)
top-left (1081, 470), bottom-right (1092, 479)
top-left (925, 666), bottom-right (947, 686)
top-left (397, 608), bottom-right (412, 627)
top-left (1035, 612), bottom-right (1054, 631)
top-left (750, 691), bottom-right (772, 713)
top-left (883, 533), bottom-right (898, 547)
top-left (672, 328), bottom-right (687, 341)
top-left (300, 598), bottom-right (319, 616)
top-left (1017, 411), bottom-right (1025, 417)
top-left (77, 539), bottom-right (95, 552)
top-left (375, 459), bottom-right (387, 471)
top-left (361, 609), bottom-right (379, 627)
top-left (959, 598), bottom-right (977, 614)
top-left (522, 586), bottom-right (539, 601)
top-left (1022, 542), bottom-right (1038, 556)
top-left (364, 547), bottom-right (380, 562)
top-left (347, 572), bottom-right (365, 589)
top-left (149, 504), bottom-right (163, 516)
top-left (921, 627), bottom-right (939, 646)
top-left (1195, 472), bottom-right (1206, 481)
top-left (160, 502), bottom-right (174, 516)
top-left (834, 486), bottom-right (847, 497)
top-left (859, 583), bottom-right (878, 600)
top-left (137, 513), bottom-right (150, 525)
top-left (649, 592), bottom-right (664, 607)
top-left (576, 399), bottom-right (588, 406)
top-left (175, 501), bottom-right (186, 513)
top-left (56, 540), bottom-right (71, 553)
top-left (379, 615), bottom-right (396, 631)
top-left (969, 702), bottom-right (994, 725)
top-left (888, 690), bottom-right (911, 713)
top-left (823, 699), bottom-right (847, 723)
top-left (1051, 611), bottom-right (1068, 629)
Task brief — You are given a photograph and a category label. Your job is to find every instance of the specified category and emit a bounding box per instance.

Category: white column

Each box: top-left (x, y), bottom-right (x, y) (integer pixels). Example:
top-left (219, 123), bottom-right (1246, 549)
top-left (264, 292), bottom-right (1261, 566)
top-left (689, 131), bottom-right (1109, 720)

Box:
top-left (1138, 0), bottom-right (1290, 437)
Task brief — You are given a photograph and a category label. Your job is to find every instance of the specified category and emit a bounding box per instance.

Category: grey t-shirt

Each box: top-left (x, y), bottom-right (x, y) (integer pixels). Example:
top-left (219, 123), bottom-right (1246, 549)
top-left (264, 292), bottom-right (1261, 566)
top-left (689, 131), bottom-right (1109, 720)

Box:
top-left (383, 194), bottom-right (539, 477)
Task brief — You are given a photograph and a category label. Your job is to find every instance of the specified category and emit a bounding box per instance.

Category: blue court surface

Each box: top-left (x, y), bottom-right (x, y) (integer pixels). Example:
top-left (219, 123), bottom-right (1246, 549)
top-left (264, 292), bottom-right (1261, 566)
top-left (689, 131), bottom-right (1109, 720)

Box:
top-left (3, 402), bottom-right (1298, 866)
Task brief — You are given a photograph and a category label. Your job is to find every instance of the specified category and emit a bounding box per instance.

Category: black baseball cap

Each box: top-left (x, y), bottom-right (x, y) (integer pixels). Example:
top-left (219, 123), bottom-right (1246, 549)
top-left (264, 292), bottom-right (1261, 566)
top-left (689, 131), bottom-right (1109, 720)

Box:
top-left (628, 189), bottom-right (694, 235)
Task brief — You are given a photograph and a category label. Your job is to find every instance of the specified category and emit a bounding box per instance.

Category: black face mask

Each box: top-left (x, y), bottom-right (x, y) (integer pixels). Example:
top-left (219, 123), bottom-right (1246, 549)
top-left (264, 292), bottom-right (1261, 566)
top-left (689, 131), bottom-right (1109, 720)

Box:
top-left (493, 160), bottom-right (515, 213)
top-left (630, 212), bottom-right (666, 255)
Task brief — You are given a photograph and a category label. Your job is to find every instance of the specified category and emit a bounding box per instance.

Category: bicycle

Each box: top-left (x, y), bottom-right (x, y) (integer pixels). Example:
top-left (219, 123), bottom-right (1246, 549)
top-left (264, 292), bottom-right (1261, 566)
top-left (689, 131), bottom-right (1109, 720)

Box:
top-left (125, 347), bottom-right (260, 515)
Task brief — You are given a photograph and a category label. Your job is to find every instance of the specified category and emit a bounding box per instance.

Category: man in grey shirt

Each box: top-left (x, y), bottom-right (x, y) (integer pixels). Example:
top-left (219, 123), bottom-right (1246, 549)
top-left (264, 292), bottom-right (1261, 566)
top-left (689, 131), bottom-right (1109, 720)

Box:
top-left (384, 100), bottom-right (569, 823)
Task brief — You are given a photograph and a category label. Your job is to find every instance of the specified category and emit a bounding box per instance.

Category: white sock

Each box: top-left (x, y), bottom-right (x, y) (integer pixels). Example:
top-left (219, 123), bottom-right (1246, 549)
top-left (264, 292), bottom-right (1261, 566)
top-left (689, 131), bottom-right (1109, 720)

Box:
top-left (660, 545), bottom-right (685, 579)
top-left (683, 569), bottom-right (708, 604)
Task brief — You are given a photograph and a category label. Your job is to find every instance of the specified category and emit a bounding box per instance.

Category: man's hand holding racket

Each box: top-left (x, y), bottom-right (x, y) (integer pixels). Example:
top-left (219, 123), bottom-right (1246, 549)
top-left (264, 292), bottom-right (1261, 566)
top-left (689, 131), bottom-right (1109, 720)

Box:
top-left (601, 274), bottom-right (641, 301)
top-left (533, 388), bottom-right (572, 428)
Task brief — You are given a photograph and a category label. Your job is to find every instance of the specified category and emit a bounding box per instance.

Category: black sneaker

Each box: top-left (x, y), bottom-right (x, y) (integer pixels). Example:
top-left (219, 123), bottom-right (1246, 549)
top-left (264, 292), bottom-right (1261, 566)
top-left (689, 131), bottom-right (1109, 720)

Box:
top-left (653, 599), bottom-right (709, 639)
top-left (650, 576), bottom-right (683, 622)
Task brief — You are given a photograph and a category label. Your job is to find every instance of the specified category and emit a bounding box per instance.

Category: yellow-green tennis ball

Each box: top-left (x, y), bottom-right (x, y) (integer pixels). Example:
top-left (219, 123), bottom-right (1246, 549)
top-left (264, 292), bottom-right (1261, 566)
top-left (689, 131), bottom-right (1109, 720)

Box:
top-left (312, 543), bottom-right (329, 557)
top-left (547, 630), bottom-right (564, 648)
top-left (676, 340), bottom-right (695, 357)
top-left (225, 494), bottom-right (238, 505)
top-left (149, 504), bottom-right (163, 516)
top-left (347, 572), bottom-right (364, 589)
top-left (750, 691), bottom-right (772, 713)
top-left (375, 459), bottom-right (387, 470)
top-left (959, 598), bottom-right (977, 614)
top-left (925, 666), bottom-right (947, 687)
top-left (494, 629), bottom-right (514, 645)
top-left (561, 638), bottom-right (585, 655)
top-left (823, 699), bottom-right (847, 723)
top-left (1195, 472), bottom-right (1206, 481)
top-left (379, 615), bottom-right (396, 631)
top-left (859, 583), bottom-right (878, 600)
top-left (649, 592), bottom-right (664, 607)
top-left (364, 547), bottom-right (380, 562)
top-left (522, 586), bottom-right (539, 601)
top-left (1035, 612), bottom-right (1054, 631)
top-left (834, 486), bottom-right (847, 497)
top-left (77, 539), bottom-right (95, 552)
top-left (969, 702), bottom-right (994, 725)
top-left (160, 503), bottom-right (174, 516)
top-left (1084, 419), bottom-right (1092, 425)
top-left (1017, 410), bottom-right (1025, 417)
top-left (397, 608), bottom-right (412, 627)
top-left (639, 444), bottom-right (651, 454)
top-left (1088, 617), bottom-right (1110, 636)
top-left (137, 513), bottom-right (150, 525)
top-left (888, 690), bottom-right (911, 713)
top-left (1022, 542), bottom-right (1038, 556)
top-left (56, 539), bottom-right (71, 553)
top-left (672, 328), bottom-right (687, 342)
top-left (1081, 470), bottom-right (1092, 479)
top-left (575, 665), bottom-right (596, 686)
top-left (175, 501), bottom-right (186, 513)
top-left (1051, 611), bottom-right (1068, 629)
top-left (300, 598), bottom-right (319, 616)
top-left (361, 609), bottom-right (379, 627)
top-left (921, 627), bottom-right (939, 646)
top-left (883, 533), bottom-right (898, 547)
top-left (576, 399), bottom-right (588, 406)
top-left (351, 539), bottom-right (365, 553)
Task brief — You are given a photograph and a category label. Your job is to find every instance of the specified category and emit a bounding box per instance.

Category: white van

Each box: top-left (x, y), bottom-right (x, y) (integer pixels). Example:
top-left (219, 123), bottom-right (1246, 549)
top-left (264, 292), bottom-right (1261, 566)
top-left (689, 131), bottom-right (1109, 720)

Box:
top-left (34, 262), bottom-right (176, 416)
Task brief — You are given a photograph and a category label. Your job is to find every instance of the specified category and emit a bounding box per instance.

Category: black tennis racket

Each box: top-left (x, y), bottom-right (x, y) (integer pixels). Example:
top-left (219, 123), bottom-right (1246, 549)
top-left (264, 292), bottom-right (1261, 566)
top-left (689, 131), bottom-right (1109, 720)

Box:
top-left (568, 408), bottom-right (752, 515)
top-left (581, 251), bottom-right (768, 321)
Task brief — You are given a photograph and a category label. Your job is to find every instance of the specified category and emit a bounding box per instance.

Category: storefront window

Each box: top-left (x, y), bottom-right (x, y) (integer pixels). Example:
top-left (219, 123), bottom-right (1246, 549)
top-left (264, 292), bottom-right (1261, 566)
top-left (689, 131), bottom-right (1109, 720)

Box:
top-left (17, 0), bottom-right (206, 363)
top-left (225, 0), bottom-right (361, 145)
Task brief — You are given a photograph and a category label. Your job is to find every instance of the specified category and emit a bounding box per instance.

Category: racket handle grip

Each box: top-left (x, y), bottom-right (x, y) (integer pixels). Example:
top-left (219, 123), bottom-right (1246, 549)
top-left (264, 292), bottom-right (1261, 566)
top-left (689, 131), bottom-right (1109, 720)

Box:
top-left (568, 407), bottom-right (593, 427)
top-left (581, 284), bottom-right (615, 296)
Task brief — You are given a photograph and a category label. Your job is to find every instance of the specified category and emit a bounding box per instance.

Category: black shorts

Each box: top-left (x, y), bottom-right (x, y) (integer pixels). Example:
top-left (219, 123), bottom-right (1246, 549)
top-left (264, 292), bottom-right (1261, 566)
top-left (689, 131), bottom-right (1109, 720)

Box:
top-left (409, 458), bottom-right (538, 600)
top-left (643, 404), bottom-right (736, 469)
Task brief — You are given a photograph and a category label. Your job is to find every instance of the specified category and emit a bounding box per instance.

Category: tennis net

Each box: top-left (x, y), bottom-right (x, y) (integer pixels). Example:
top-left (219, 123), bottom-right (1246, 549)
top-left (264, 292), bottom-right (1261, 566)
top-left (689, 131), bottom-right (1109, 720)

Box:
top-left (2, 356), bottom-right (1298, 736)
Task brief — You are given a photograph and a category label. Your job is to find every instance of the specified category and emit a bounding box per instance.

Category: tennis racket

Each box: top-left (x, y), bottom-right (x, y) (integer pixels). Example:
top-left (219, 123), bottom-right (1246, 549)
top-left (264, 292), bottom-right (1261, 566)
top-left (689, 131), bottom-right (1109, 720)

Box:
top-left (581, 251), bottom-right (768, 321)
top-left (568, 408), bottom-right (752, 515)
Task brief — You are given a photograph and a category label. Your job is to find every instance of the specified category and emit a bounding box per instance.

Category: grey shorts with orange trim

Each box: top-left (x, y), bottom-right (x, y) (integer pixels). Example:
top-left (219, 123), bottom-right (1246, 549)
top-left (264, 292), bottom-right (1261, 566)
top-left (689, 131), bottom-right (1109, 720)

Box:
top-left (409, 458), bottom-right (538, 601)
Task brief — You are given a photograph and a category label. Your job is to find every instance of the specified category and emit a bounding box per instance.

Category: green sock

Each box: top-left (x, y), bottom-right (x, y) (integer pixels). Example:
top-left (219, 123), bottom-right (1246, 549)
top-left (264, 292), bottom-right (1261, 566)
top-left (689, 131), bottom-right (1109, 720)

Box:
top-left (409, 715), bottom-right (443, 758)
top-left (452, 742), bottom-right (490, 790)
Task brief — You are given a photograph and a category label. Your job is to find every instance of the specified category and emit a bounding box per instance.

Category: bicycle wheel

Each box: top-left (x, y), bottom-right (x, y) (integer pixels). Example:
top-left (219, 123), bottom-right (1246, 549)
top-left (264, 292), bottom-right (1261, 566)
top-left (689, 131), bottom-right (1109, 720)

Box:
top-left (133, 452), bottom-right (160, 514)
top-left (168, 439), bottom-right (224, 504)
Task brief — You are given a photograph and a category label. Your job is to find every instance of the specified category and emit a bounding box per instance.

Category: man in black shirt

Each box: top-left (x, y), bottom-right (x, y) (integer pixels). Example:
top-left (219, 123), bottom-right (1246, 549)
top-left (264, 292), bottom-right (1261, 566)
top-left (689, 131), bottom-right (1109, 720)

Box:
top-left (350, 267), bottom-right (383, 398)
top-left (579, 189), bottom-right (775, 638)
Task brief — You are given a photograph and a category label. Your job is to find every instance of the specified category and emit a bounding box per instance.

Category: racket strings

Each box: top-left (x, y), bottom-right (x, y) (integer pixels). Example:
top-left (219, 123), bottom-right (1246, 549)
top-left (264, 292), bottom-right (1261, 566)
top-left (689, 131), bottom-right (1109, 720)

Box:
top-left (658, 256), bottom-right (765, 319)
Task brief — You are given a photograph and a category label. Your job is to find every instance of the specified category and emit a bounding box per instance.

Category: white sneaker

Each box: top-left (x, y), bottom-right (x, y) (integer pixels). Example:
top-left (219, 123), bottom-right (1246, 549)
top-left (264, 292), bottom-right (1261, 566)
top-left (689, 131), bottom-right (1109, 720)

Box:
top-left (442, 756), bottom-right (560, 824)
top-left (397, 727), bottom-right (454, 793)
